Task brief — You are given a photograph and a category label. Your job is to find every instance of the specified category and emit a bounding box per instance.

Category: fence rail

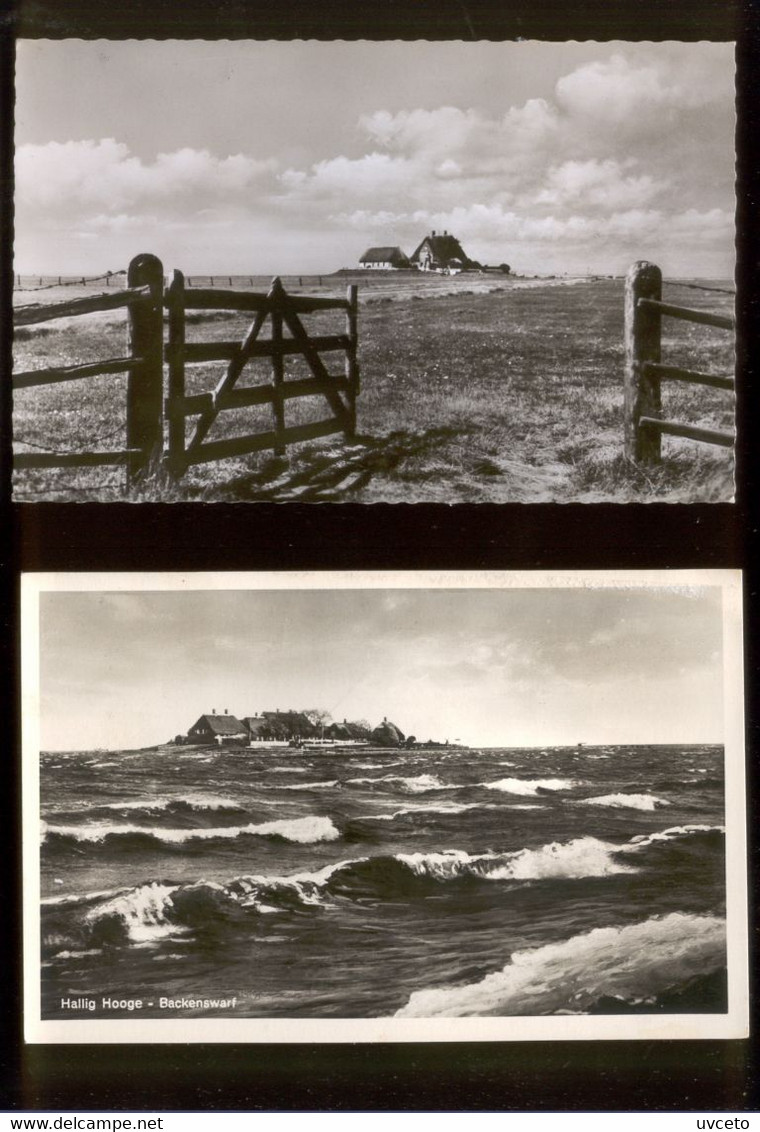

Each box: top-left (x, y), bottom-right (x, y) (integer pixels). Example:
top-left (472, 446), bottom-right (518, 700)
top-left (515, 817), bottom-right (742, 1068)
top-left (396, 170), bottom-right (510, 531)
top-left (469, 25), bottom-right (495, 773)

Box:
top-left (13, 285), bottom-right (152, 327)
top-left (623, 260), bottom-right (735, 463)
top-left (13, 253), bottom-right (361, 487)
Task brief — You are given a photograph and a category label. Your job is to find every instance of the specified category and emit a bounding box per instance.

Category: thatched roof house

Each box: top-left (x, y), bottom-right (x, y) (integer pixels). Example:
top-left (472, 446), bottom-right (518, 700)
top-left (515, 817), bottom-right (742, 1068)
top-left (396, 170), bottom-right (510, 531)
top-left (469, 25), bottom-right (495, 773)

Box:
top-left (359, 246), bottom-right (410, 270)
top-left (261, 710), bottom-right (316, 740)
top-left (243, 715), bottom-right (289, 741)
top-left (370, 718), bottom-right (406, 748)
top-left (326, 719), bottom-right (372, 741)
top-left (187, 712), bottom-right (248, 745)
top-left (410, 230), bottom-right (471, 274)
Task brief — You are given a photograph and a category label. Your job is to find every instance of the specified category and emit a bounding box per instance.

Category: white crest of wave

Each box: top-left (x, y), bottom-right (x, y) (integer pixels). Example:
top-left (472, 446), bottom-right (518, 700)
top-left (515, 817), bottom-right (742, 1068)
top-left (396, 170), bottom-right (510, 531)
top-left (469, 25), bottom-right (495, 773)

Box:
top-left (86, 882), bottom-right (182, 943)
top-left (396, 912), bottom-right (726, 1017)
top-left (158, 815), bottom-right (341, 844)
top-left (398, 850), bottom-right (484, 879)
top-left (278, 780), bottom-right (339, 791)
top-left (397, 836), bottom-right (635, 883)
top-left (42, 886), bottom-right (131, 907)
top-left (347, 773), bottom-right (447, 793)
top-left (43, 820), bottom-right (145, 842)
top-left (233, 857), bottom-right (368, 909)
top-left (361, 801), bottom-right (500, 822)
top-left (624, 824), bottom-right (724, 851)
top-left (484, 777), bottom-right (576, 796)
top-left (45, 815), bottom-right (340, 844)
top-left (488, 837), bottom-right (637, 880)
top-left (581, 793), bottom-right (670, 811)
top-left (101, 793), bottom-right (239, 812)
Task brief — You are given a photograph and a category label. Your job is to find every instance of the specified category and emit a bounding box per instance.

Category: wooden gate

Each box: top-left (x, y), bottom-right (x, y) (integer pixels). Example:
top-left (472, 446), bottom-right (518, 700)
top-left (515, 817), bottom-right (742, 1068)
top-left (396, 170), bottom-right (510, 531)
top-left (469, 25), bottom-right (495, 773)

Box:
top-left (164, 272), bottom-right (359, 475)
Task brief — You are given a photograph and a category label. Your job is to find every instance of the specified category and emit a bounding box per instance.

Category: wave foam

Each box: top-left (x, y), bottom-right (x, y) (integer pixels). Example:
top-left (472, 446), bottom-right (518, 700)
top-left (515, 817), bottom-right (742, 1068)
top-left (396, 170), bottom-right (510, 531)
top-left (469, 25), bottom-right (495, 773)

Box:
top-left (580, 793), bottom-right (670, 811)
top-left (360, 801), bottom-right (501, 822)
top-left (100, 793), bottom-right (241, 814)
top-left (85, 882), bottom-right (183, 943)
top-left (347, 773), bottom-right (448, 793)
top-left (396, 912), bottom-right (726, 1017)
top-left (277, 780), bottom-right (339, 791)
top-left (397, 836), bottom-right (636, 883)
top-left (624, 824), bottom-right (724, 850)
top-left (44, 814), bottom-right (340, 845)
top-left (484, 777), bottom-right (576, 796)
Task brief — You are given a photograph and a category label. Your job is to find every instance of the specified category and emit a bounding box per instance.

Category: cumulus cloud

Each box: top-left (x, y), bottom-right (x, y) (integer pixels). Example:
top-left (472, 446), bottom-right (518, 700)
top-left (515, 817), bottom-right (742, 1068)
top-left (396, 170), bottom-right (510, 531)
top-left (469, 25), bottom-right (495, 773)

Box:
top-left (16, 138), bottom-right (278, 212)
top-left (555, 49), bottom-right (731, 126)
top-left (535, 160), bottom-right (663, 210)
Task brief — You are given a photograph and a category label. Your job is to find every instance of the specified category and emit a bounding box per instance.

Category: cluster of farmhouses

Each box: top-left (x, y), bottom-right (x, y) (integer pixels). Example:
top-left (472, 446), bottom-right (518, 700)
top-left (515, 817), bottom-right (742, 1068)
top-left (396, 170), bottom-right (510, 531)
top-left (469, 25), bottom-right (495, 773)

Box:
top-left (359, 230), bottom-right (510, 275)
top-left (177, 709), bottom-right (410, 749)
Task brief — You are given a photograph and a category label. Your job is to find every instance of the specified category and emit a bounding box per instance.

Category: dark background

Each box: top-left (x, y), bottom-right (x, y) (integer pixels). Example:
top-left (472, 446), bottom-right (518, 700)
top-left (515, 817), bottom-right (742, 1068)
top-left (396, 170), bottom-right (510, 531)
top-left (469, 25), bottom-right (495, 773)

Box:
top-left (1, 0), bottom-right (757, 1112)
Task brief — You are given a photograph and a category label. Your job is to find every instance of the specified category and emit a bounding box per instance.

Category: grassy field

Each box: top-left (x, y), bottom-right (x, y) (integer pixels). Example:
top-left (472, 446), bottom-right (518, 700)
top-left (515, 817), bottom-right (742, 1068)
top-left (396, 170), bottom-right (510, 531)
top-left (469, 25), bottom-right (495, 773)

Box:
top-left (12, 271), bottom-right (735, 502)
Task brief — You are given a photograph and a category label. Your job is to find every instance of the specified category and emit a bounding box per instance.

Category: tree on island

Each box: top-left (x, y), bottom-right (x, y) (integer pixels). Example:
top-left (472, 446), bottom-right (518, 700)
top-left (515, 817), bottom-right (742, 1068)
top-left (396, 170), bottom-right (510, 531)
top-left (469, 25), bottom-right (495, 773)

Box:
top-left (303, 708), bottom-right (333, 732)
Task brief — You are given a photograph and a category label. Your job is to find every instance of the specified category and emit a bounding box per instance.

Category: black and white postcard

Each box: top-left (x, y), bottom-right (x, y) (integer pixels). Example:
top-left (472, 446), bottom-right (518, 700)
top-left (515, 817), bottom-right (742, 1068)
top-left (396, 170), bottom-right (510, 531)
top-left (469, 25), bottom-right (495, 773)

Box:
top-left (12, 40), bottom-right (736, 504)
top-left (21, 569), bottom-right (748, 1043)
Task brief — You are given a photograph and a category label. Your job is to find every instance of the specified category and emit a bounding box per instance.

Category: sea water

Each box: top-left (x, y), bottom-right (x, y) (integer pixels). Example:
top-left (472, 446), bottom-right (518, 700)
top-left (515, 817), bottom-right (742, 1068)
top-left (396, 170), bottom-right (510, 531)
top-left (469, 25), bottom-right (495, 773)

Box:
top-left (39, 743), bottom-right (727, 1018)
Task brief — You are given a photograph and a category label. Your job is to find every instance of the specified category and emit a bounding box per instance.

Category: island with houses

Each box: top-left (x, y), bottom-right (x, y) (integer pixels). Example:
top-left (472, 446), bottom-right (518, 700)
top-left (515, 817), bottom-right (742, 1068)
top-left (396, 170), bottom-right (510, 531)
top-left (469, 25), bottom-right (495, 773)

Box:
top-left (173, 708), bottom-right (460, 751)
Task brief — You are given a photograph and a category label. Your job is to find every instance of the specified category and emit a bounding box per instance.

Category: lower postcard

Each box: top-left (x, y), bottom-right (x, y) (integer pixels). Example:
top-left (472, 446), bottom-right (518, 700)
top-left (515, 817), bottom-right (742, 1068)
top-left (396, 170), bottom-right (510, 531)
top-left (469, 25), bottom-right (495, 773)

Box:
top-left (21, 569), bottom-right (749, 1043)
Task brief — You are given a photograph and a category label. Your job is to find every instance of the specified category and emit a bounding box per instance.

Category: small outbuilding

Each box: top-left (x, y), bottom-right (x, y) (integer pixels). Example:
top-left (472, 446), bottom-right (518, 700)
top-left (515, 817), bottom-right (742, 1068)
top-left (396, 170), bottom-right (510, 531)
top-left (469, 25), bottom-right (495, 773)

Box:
top-left (359, 246), bottom-right (411, 270)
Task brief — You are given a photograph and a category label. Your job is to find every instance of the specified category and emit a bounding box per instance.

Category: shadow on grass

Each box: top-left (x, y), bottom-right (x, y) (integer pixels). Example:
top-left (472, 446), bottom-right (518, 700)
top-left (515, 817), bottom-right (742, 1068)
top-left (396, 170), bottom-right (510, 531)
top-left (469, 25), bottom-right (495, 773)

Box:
top-left (211, 426), bottom-right (465, 502)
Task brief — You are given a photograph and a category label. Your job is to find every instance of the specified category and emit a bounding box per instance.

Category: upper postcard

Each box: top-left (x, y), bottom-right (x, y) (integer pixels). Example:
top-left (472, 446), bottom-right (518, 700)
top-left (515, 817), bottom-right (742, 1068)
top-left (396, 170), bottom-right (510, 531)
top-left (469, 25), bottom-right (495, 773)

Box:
top-left (12, 40), bottom-right (736, 503)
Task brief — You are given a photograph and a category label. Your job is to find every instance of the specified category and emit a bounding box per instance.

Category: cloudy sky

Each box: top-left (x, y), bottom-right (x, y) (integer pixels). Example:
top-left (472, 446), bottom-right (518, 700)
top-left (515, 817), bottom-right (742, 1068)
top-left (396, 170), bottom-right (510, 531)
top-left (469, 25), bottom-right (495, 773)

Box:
top-left (34, 578), bottom-right (727, 750)
top-left (14, 40), bottom-right (735, 277)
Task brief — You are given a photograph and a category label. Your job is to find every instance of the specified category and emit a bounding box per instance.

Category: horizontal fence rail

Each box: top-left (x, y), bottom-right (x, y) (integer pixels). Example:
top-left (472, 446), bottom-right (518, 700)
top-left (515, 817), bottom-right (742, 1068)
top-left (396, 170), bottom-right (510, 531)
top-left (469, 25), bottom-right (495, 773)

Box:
top-left (13, 285), bottom-right (152, 327)
top-left (623, 260), bottom-right (735, 463)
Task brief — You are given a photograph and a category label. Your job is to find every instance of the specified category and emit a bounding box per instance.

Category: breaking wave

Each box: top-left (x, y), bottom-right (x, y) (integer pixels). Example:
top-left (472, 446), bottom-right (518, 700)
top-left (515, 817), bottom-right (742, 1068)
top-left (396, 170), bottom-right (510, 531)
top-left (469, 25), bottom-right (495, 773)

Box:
top-left (395, 912), bottom-right (727, 1017)
top-left (397, 837), bottom-right (637, 882)
top-left (484, 777), bottom-right (576, 796)
top-left (96, 794), bottom-right (243, 815)
top-left (347, 773), bottom-right (448, 793)
top-left (580, 793), bottom-right (670, 811)
top-left (359, 801), bottom-right (501, 822)
top-left (43, 814), bottom-right (340, 846)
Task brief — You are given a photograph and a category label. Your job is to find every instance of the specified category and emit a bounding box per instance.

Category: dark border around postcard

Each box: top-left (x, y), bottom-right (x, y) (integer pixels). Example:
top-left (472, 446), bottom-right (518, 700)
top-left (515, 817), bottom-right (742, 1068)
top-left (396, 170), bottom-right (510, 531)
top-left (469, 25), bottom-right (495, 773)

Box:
top-left (3, 0), bottom-right (759, 1114)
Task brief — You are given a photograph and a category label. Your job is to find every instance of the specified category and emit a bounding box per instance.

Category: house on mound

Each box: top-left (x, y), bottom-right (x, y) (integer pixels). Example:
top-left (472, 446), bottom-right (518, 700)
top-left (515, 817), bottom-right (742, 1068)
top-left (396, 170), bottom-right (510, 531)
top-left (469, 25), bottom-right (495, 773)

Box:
top-left (243, 715), bottom-right (292, 743)
top-left (370, 717), bottom-right (406, 748)
top-left (186, 711), bottom-right (248, 746)
top-left (410, 230), bottom-right (472, 275)
top-left (260, 709), bottom-right (316, 741)
top-left (326, 719), bottom-right (373, 742)
top-left (359, 246), bottom-right (411, 270)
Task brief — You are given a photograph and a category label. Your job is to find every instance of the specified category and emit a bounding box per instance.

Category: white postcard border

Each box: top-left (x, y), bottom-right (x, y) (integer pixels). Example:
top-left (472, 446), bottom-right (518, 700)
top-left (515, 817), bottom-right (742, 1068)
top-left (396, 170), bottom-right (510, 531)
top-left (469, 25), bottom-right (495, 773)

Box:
top-left (21, 568), bottom-right (749, 1044)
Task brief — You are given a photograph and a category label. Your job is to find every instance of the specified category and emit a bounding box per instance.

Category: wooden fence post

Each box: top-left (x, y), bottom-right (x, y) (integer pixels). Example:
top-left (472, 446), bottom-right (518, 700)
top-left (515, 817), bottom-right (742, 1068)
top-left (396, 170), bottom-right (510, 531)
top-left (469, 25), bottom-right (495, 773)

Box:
top-left (345, 284), bottom-right (359, 438)
top-left (126, 253), bottom-right (165, 486)
top-left (270, 277), bottom-right (286, 455)
top-left (166, 269), bottom-right (186, 476)
top-left (624, 259), bottom-right (662, 463)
